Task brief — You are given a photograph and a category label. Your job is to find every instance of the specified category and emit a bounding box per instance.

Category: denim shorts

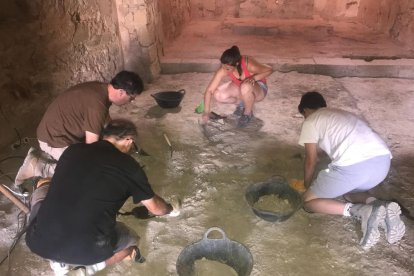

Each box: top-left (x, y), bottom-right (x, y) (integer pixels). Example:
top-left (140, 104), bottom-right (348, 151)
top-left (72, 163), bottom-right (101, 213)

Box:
top-left (310, 154), bottom-right (391, 198)
top-left (256, 80), bottom-right (268, 96)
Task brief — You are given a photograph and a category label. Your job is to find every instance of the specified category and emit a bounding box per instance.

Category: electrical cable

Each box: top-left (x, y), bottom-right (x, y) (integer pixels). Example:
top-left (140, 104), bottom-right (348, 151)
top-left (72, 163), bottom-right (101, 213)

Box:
top-left (0, 159), bottom-right (30, 267)
top-left (0, 156), bottom-right (24, 164)
top-left (0, 211), bottom-right (27, 267)
top-left (0, 170), bottom-right (14, 183)
top-left (0, 105), bottom-right (23, 148)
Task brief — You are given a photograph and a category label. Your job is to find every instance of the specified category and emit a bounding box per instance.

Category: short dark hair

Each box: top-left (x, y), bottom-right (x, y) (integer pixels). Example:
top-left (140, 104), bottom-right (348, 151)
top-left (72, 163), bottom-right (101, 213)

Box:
top-left (220, 45), bottom-right (241, 66)
top-left (101, 119), bottom-right (137, 140)
top-left (110, 71), bottom-right (143, 96)
top-left (298, 91), bottom-right (327, 114)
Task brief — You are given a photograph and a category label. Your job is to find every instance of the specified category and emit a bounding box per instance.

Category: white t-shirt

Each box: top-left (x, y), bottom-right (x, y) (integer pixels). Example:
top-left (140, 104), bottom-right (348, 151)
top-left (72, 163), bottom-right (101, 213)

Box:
top-left (298, 108), bottom-right (391, 166)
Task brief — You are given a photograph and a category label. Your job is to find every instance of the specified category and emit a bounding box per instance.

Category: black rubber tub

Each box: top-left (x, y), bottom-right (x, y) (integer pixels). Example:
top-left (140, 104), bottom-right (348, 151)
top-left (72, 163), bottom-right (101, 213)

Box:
top-left (176, 227), bottom-right (253, 276)
top-left (245, 176), bottom-right (303, 222)
top-left (151, 89), bottom-right (185, 108)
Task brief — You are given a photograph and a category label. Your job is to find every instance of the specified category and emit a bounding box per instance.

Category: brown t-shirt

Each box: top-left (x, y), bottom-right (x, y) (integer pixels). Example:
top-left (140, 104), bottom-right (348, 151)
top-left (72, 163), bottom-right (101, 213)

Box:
top-left (37, 81), bottom-right (111, 147)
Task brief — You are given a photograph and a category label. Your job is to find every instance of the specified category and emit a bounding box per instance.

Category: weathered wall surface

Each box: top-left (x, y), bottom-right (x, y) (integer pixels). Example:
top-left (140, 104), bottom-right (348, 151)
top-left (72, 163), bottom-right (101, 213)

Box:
top-left (0, 0), bottom-right (123, 148)
top-left (159, 0), bottom-right (191, 42)
top-left (188, 0), bottom-right (414, 52)
top-left (314, 0), bottom-right (361, 19)
top-left (116, 0), bottom-right (162, 82)
top-left (358, 0), bottom-right (398, 32)
top-left (358, 0), bottom-right (414, 48)
top-left (239, 0), bottom-right (314, 19)
top-left (191, 0), bottom-right (239, 19)
top-left (189, 0), bottom-right (366, 20)
top-left (389, 0), bottom-right (414, 48)
top-left (190, 0), bottom-right (314, 19)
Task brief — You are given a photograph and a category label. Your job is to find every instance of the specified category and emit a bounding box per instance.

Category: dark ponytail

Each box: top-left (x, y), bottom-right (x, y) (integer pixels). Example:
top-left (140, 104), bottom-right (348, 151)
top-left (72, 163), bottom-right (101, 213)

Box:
top-left (220, 46), bottom-right (242, 76)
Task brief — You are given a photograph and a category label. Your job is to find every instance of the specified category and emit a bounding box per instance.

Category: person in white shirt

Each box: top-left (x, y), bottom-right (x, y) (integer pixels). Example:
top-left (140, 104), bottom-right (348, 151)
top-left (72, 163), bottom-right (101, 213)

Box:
top-left (298, 91), bottom-right (405, 249)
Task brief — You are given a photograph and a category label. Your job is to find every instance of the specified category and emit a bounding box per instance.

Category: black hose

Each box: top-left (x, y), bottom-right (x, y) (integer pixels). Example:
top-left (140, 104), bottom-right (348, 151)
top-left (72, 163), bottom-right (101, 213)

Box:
top-left (0, 170), bottom-right (14, 183)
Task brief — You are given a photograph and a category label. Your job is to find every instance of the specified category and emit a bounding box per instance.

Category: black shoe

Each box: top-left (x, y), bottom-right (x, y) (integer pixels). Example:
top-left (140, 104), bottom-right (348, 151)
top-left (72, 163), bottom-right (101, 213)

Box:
top-left (233, 105), bottom-right (245, 116)
top-left (134, 247), bottom-right (146, 263)
top-left (209, 112), bottom-right (226, 121)
top-left (237, 114), bottom-right (253, 128)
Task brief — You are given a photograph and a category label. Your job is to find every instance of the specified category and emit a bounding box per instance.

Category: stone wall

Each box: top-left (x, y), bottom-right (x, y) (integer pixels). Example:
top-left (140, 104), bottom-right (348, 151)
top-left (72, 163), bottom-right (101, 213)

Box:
top-left (0, 0), bottom-right (123, 148)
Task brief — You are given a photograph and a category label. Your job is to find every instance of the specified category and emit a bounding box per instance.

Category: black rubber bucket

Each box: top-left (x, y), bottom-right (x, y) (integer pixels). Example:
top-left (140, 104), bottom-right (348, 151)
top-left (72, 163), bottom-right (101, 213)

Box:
top-left (176, 227), bottom-right (253, 276)
top-left (151, 89), bottom-right (185, 108)
top-left (245, 176), bottom-right (303, 222)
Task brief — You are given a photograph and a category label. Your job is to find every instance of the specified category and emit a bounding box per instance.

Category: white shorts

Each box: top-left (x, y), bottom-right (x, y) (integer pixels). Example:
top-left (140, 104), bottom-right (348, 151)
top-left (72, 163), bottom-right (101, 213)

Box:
top-left (38, 140), bottom-right (67, 161)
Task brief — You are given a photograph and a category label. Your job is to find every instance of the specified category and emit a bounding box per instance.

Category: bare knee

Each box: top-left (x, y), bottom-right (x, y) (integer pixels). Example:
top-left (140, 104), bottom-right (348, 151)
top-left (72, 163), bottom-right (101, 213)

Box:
top-left (213, 90), bottom-right (227, 102)
top-left (302, 190), bottom-right (318, 212)
top-left (105, 246), bottom-right (136, 266)
top-left (302, 199), bottom-right (316, 213)
top-left (240, 83), bottom-right (253, 96)
top-left (213, 90), bottom-right (239, 104)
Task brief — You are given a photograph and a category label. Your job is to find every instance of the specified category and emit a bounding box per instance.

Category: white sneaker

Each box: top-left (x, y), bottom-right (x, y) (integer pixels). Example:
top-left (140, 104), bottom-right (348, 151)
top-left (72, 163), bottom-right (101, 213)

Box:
top-left (350, 203), bottom-right (386, 249)
top-left (84, 261), bottom-right (106, 275)
top-left (49, 260), bottom-right (70, 276)
top-left (377, 201), bottom-right (405, 244)
top-left (67, 266), bottom-right (87, 276)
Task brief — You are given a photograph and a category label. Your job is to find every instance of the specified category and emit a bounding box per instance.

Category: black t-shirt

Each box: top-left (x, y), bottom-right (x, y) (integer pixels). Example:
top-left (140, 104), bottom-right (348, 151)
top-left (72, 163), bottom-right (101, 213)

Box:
top-left (26, 141), bottom-right (155, 265)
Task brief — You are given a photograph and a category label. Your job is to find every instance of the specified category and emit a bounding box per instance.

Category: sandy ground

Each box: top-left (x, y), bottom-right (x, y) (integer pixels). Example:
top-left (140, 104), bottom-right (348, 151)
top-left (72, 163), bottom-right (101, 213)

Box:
top-left (0, 71), bottom-right (413, 275)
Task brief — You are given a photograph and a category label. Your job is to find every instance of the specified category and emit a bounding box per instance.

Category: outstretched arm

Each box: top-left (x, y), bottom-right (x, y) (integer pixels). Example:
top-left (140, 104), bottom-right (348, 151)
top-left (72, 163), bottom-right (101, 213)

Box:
top-left (246, 57), bottom-right (273, 81)
top-left (202, 68), bottom-right (226, 122)
top-left (141, 195), bottom-right (173, 216)
top-left (304, 143), bottom-right (318, 189)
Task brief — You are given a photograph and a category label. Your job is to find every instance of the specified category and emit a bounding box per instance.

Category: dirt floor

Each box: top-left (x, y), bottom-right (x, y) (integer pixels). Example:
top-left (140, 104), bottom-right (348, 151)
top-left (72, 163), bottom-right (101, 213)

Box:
top-left (0, 71), bottom-right (413, 275)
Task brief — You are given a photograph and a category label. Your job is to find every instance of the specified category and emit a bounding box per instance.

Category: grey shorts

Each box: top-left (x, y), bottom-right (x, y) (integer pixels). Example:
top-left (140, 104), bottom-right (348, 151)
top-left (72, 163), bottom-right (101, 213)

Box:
top-left (114, 222), bottom-right (138, 253)
top-left (310, 154), bottom-right (391, 199)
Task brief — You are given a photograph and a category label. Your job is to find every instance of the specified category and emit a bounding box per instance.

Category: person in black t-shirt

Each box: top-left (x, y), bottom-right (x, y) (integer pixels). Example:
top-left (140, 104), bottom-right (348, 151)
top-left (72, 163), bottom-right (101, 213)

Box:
top-left (25, 119), bottom-right (178, 275)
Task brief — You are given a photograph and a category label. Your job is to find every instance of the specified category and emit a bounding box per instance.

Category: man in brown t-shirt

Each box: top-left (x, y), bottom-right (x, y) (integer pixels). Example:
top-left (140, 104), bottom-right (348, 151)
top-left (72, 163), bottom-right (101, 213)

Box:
top-left (15, 71), bottom-right (143, 186)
